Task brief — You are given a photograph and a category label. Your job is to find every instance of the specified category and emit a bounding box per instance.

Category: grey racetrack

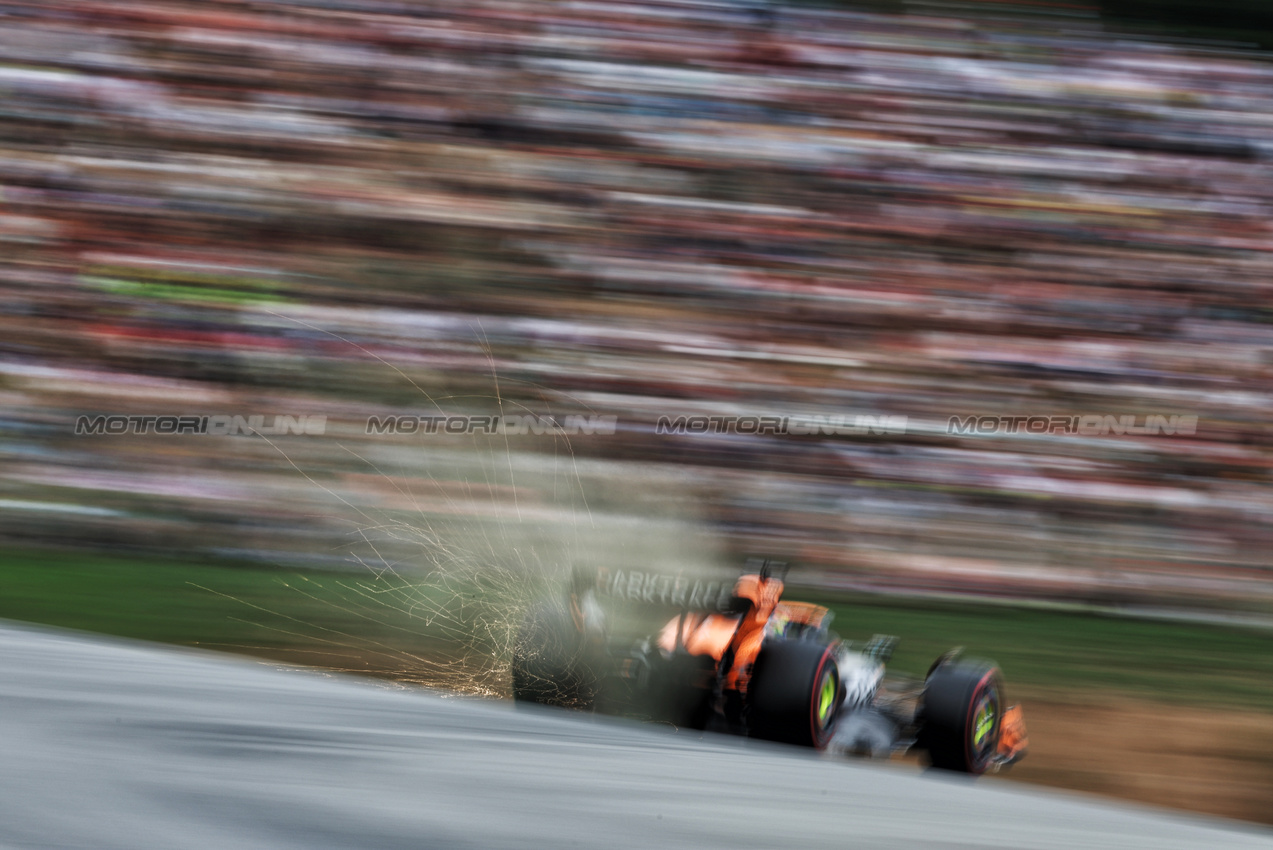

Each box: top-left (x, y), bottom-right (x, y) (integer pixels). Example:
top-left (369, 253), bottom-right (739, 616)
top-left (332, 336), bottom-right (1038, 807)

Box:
top-left (1, 622), bottom-right (1269, 850)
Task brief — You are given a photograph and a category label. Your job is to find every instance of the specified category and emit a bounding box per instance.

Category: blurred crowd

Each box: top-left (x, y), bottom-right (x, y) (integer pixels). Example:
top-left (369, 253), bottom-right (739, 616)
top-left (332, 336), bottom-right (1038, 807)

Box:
top-left (1, 0), bottom-right (1271, 614)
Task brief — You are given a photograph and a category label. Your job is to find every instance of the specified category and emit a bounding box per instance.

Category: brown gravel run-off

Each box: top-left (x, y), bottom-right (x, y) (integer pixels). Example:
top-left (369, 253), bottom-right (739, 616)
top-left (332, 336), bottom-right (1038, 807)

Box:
top-left (985, 692), bottom-right (1273, 828)
top-left (255, 648), bottom-right (1273, 828)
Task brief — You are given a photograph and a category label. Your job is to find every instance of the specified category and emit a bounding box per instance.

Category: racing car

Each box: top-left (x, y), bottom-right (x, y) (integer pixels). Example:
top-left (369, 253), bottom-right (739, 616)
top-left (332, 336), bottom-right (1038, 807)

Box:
top-left (510, 561), bottom-right (1027, 774)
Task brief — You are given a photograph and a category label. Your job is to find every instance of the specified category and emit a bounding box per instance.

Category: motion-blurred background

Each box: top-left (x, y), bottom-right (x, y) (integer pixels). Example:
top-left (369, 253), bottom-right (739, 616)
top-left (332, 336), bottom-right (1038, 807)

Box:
top-left (0, 0), bottom-right (1270, 826)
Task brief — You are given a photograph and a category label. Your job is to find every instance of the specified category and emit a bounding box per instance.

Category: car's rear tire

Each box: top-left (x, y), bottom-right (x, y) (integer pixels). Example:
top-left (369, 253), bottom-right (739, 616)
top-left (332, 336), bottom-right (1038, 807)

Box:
top-left (510, 600), bottom-right (596, 709)
top-left (747, 639), bottom-right (841, 748)
top-left (920, 661), bottom-right (1003, 774)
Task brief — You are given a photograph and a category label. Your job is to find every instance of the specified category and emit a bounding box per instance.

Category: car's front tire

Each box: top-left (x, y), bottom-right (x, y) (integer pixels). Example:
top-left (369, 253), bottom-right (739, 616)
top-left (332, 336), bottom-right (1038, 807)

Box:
top-left (920, 660), bottom-right (1003, 774)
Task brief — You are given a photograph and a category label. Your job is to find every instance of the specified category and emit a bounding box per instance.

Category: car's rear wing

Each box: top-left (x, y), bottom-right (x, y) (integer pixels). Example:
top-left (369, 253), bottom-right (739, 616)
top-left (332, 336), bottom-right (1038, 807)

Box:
top-left (593, 567), bottom-right (738, 613)
top-left (589, 560), bottom-right (799, 617)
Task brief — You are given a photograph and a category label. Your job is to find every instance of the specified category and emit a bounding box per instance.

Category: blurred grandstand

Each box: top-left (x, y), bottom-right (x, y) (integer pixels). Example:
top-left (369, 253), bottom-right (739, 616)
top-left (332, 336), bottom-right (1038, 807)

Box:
top-left (0, 0), bottom-right (1270, 618)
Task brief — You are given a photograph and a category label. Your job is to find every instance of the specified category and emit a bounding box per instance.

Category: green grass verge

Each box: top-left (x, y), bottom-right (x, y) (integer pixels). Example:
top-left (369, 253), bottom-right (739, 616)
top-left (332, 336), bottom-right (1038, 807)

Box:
top-left (1, 547), bottom-right (1269, 711)
top-left (804, 589), bottom-right (1273, 711)
top-left (0, 546), bottom-right (517, 690)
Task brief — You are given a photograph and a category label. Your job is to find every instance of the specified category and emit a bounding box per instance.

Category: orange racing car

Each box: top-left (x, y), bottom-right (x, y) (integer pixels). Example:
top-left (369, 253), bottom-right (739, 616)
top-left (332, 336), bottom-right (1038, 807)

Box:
top-left (511, 561), bottom-right (1027, 774)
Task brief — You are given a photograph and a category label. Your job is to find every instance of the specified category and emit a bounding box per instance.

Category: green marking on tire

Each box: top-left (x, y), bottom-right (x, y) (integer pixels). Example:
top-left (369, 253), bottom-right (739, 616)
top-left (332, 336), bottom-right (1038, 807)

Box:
top-left (973, 700), bottom-right (996, 751)
top-left (818, 674), bottom-right (836, 725)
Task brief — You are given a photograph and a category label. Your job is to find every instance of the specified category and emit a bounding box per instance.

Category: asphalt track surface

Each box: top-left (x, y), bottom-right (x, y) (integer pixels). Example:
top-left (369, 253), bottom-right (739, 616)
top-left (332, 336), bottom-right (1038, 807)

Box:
top-left (2, 623), bottom-right (1271, 850)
